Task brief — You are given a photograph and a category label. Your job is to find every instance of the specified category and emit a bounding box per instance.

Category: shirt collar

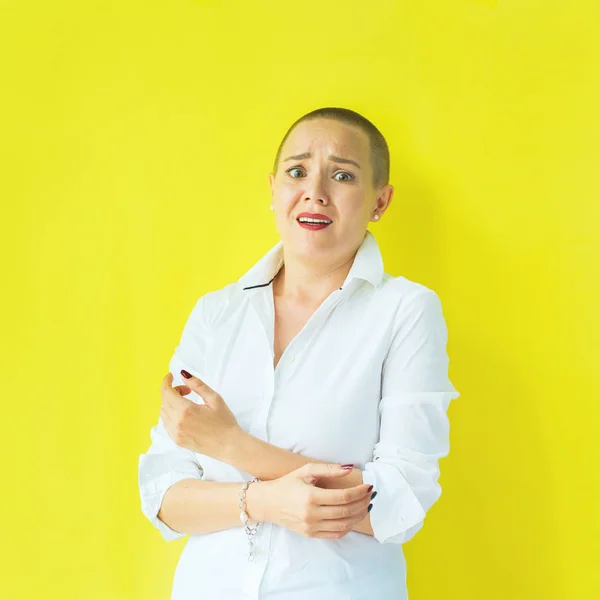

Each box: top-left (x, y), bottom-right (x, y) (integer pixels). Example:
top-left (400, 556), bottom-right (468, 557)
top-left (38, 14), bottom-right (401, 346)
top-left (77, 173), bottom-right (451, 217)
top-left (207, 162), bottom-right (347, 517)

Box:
top-left (238, 229), bottom-right (384, 291)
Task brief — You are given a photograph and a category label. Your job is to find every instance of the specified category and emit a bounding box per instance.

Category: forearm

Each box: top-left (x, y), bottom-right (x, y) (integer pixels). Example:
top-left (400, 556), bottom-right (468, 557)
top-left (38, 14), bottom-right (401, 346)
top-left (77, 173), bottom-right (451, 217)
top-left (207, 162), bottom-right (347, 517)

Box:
top-left (224, 430), bottom-right (362, 489)
top-left (157, 478), bottom-right (266, 536)
top-left (222, 432), bottom-right (374, 536)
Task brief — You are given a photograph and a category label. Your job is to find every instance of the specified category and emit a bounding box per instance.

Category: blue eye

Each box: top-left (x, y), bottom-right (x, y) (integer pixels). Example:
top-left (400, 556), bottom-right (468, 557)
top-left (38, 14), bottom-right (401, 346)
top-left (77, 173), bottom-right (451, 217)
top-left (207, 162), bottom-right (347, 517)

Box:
top-left (334, 172), bottom-right (354, 182)
top-left (287, 167), bottom-right (304, 178)
top-left (286, 167), bottom-right (354, 182)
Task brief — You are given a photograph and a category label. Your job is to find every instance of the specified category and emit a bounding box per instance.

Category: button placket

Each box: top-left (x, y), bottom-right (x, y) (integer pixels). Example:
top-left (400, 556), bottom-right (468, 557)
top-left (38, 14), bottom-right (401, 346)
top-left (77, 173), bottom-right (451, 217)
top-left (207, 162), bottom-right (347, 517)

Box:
top-left (273, 287), bottom-right (346, 376)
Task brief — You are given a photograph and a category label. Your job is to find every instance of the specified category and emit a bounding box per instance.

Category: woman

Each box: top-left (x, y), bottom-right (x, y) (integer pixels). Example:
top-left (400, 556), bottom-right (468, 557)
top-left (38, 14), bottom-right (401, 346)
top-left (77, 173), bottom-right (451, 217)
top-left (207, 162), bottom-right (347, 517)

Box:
top-left (138, 106), bottom-right (460, 600)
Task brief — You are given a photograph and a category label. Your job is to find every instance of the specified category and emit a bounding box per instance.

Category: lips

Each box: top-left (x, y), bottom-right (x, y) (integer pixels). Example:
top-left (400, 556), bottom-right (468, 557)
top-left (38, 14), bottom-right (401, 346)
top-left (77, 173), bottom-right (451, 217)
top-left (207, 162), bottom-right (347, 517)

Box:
top-left (297, 219), bottom-right (332, 231)
top-left (296, 212), bottom-right (333, 223)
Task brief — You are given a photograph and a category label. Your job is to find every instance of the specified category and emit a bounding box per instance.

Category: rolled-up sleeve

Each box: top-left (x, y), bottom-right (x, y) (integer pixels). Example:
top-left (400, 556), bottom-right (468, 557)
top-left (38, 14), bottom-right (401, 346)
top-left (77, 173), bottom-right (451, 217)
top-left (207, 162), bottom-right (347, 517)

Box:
top-left (138, 297), bottom-right (208, 542)
top-left (362, 289), bottom-right (460, 544)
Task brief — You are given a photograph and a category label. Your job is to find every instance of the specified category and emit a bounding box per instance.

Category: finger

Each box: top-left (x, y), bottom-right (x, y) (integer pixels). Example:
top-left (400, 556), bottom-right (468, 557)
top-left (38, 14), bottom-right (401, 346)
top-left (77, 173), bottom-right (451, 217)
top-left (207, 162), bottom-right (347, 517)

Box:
top-left (161, 399), bottom-right (175, 419)
top-left (314, 491), bottom-right (373, 520)
top-left (161, 372), bottom-right (174, 394)
top-left (311, 530), bottom-right (349, 539)
top-left (312, 513), bottom-right (367, 534)
top-left (162, 372), bottom-right (190, 397)
top-left (310, 483), bottom-right (373, 506)
top-left (161, 385), bottom-right (177, 410)
top-left (173, 385), bottom-right (192, 396)
top-left (299, 463), bottom-right (355, 481)
top-left (179, 371), bottom-right (219, 407)
top-left (163, 380), bottom-right (190, 409)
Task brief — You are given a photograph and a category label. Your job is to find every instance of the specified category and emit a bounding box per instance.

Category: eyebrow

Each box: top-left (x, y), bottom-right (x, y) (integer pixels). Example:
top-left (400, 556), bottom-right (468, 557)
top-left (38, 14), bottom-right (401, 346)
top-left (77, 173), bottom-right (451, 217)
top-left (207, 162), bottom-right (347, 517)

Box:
top-left (283, 152), bottom-right (361, 170)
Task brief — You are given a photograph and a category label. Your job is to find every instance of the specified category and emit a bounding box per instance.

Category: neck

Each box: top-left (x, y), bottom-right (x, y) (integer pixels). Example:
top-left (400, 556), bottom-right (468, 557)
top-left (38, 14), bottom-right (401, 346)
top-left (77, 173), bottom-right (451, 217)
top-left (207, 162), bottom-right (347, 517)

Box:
top-left (273, 247), bottom-right (357, 305)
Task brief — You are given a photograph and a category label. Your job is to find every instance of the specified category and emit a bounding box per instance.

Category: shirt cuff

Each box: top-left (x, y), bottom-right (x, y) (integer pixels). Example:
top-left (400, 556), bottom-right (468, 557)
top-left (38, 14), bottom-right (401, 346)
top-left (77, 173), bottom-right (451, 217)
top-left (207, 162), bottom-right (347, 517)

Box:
top-left (361, 462), bottom-right (428, 544)
top-left (138, 456), bottom-right (204, 542)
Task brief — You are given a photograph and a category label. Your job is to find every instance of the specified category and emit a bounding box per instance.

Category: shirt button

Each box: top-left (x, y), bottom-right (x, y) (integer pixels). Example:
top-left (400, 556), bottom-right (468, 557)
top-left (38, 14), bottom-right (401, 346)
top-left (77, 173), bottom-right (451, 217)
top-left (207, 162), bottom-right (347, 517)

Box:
top-left (287, 355), bottom-right (295, 363)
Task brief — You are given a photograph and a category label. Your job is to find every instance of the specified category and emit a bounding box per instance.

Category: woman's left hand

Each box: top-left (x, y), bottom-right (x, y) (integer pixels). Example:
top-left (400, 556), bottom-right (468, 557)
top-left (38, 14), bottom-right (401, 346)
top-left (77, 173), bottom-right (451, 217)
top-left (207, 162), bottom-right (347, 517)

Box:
top-left (160, 371), bottom-right (242, 461)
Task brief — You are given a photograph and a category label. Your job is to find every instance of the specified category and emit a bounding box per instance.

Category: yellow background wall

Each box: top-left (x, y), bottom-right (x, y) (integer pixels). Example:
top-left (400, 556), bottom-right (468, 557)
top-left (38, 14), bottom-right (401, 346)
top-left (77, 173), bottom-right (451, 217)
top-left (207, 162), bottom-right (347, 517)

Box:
top-left (1, 1), bottom-right (598, 598)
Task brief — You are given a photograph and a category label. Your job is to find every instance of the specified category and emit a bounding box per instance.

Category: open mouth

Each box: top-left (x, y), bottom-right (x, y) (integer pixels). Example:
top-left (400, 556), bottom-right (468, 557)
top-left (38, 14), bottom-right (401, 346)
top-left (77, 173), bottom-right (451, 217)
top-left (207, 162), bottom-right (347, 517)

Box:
top-left (296, 218), bottom-right (332, 230)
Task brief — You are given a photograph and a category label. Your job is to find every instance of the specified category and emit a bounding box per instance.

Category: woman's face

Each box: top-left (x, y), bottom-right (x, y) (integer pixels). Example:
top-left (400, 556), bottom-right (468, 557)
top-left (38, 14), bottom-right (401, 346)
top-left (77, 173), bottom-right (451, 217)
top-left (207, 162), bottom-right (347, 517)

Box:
top-left (268, 118), bottom-right (392, 261)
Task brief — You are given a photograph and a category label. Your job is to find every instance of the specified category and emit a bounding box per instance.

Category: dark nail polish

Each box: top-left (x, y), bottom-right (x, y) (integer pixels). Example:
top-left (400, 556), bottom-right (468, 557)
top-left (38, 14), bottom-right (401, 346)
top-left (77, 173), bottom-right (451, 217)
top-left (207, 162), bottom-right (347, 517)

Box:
top-left (367, 503), bottom-right (373, 512)
top-left (181, 369), bottom-right (192, 379)
top-left (341, 464), bottom-right (354, 470)
top-left (367, 484), bottom-right (374, 493)
top-left (371, 491), bottom-right (377, 500)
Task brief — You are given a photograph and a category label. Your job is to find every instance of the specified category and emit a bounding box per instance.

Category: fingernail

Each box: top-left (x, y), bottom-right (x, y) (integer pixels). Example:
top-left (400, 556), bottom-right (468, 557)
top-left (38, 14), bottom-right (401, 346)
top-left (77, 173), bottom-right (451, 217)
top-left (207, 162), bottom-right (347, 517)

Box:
top-left (181, 369), bottom-right (192, 379)
top-left (367, 503), bottom-right (373, 512)
top-left (367, 484), bottom-right (374, 492)
top-left (341, 464), bottom-right (354, 470)
top-left (371, 491), bottom-right (377, 500)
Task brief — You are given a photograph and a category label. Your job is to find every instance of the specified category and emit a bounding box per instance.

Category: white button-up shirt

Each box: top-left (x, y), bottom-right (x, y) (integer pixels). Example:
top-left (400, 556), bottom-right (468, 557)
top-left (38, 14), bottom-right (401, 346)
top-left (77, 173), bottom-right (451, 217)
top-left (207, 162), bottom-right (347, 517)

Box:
top-left (138, 229), bottom-right (460, 600)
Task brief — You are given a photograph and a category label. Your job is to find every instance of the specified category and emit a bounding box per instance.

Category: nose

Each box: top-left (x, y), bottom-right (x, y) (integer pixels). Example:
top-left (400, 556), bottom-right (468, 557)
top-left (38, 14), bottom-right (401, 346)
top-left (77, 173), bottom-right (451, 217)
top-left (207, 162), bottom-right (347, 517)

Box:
top-left (303, 174), bottom-right (329, 205)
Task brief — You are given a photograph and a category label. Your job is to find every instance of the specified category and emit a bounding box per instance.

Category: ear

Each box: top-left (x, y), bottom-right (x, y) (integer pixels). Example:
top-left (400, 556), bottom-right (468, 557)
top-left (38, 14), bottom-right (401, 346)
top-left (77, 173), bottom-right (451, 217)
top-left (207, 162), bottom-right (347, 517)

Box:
top-left (268, 172), bottom-right (275, 195)
top-left (377, 184), bottom-right (394, 214)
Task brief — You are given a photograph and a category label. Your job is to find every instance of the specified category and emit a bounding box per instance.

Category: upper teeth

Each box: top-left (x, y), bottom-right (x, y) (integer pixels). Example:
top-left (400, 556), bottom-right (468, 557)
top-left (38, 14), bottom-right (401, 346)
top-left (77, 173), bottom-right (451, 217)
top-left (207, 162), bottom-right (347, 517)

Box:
top-left (298, 217), bottom-right (331, 224)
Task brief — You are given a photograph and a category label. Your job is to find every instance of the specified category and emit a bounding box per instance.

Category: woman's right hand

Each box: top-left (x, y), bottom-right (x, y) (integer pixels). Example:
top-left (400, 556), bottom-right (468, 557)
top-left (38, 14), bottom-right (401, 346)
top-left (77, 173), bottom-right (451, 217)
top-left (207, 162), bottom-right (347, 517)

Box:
top-left (248, 463), bottom-right (374, 539)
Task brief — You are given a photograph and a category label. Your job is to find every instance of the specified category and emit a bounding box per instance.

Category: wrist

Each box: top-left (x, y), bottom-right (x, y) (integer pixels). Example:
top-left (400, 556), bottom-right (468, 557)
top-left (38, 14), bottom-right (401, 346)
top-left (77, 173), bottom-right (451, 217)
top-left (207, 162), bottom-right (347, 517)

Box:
top-left (245, 480), bottom-right (273, 524)
top-left (219, 425), bottom-right (247, 465)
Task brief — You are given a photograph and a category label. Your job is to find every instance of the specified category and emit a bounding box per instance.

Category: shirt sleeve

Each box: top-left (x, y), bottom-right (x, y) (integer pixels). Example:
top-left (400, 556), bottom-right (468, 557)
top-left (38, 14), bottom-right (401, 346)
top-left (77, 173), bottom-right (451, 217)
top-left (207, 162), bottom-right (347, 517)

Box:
top-left (137, 297), bottom-right (208, 542)
top-left (361, 289), bottom-right (460, 544)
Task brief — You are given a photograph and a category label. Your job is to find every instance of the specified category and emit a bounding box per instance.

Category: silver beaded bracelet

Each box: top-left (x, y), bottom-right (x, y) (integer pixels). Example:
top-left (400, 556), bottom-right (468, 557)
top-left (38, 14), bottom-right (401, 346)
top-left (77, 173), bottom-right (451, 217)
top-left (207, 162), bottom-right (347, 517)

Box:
top-left (238, 477), bottom-right (261, 561)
